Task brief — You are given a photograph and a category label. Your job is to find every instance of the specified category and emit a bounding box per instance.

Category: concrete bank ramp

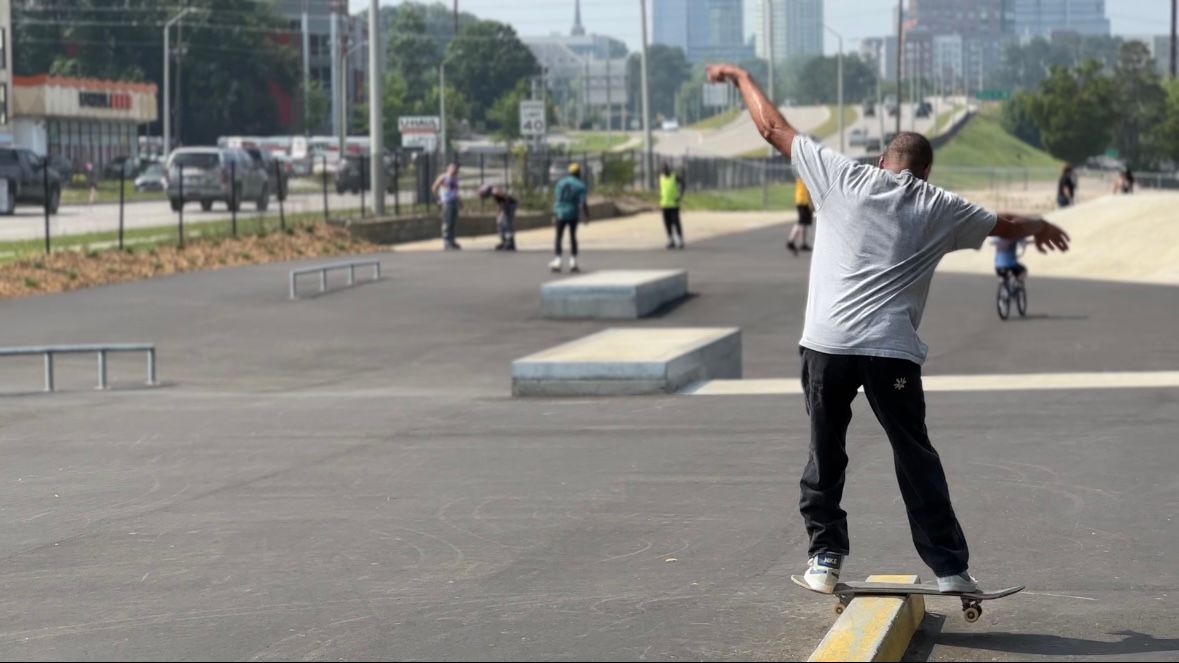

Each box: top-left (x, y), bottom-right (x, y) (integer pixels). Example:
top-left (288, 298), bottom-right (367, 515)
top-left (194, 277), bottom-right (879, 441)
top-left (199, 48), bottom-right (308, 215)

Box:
top-left (938, 192), bottom-right (1179, 286)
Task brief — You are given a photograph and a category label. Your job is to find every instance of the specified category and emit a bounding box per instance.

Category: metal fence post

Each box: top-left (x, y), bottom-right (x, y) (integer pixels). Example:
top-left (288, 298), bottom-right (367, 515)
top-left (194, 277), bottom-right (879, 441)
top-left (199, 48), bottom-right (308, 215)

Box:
top-left (118, 164), bottom-right (126, 250)
top-left (43, 351), bottom-right (54, 392)
top-left (319, 269), bottom-right (327, 293)
top-left (43, 159), bottom-right (50, 254)
top-left (479, 153), bottom-right (485, 212)
top-left (178, 163), bottom-right (185, 249)
top-left (97, 350), bottom-right (107, 390)
top-left (276, 160), bottom-right (286, 231)
top-left (147, 348), bottom-right (157, 386)
top-left (322, 154), bottom-right (329, 221)
top-left (230, 159), bottom-right (238, 237)
top-left (348, 263), bottom-right (355, 285)
top-left (393, 154), bottom-right (400, 216)
top-left (360, 157), bottom-right (366, 219)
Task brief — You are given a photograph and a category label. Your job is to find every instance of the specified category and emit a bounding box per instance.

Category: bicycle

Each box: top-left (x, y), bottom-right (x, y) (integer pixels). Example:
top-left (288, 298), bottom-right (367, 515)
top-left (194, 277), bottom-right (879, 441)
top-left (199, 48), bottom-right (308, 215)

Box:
top-left (996, 269), bottom-right (1027, 320)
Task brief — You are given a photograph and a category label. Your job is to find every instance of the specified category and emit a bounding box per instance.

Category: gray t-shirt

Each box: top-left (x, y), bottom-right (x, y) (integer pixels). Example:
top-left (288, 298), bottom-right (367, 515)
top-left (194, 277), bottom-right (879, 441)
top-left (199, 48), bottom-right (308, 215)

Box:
top-left (791, 135), bottom-right (996, 365)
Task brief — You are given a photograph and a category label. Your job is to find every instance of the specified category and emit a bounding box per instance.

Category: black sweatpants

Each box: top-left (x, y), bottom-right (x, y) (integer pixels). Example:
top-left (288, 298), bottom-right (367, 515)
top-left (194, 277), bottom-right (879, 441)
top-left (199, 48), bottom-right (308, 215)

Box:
top-left (662, 207), bottom-right (683, 239)
top-left (554, 217), bottom-right (579, 256)
top-left (799, 347), bottom-right (970, 577)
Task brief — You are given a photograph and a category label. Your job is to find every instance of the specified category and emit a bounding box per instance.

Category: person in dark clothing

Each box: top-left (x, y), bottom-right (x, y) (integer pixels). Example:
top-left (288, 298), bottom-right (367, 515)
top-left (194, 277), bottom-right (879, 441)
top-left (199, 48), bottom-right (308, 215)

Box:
top-left (479, 183), bottom-right (517, 251)
top-left (1056, 164), bottom-right (1076, 208)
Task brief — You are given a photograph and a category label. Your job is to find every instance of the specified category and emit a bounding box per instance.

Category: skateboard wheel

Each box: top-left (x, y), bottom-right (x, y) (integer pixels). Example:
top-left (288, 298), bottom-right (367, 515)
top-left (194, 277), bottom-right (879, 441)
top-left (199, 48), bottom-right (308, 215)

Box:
top-left (834, 604), bottom-right (844, 615)
top-left (963, 606), bottom-right (981, 623)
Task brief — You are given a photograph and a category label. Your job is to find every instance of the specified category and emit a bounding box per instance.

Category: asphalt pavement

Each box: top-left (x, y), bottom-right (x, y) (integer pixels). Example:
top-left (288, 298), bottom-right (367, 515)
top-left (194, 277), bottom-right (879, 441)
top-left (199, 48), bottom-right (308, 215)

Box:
top-left (0, 216), bottom-right (1175, 660)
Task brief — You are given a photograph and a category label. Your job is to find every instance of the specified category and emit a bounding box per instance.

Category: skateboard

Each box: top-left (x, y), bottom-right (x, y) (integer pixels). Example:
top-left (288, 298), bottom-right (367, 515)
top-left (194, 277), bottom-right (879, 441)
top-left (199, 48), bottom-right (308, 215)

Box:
top-left (790, 575), bottom-right (1024, 623)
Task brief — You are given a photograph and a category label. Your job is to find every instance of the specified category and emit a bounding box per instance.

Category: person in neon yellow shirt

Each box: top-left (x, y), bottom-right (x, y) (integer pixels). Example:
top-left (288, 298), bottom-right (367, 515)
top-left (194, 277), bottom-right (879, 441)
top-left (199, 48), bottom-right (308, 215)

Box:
top-left (787, 176), bottom-right (814, 256)
top-left (659, 163), bottom-right (686, 249)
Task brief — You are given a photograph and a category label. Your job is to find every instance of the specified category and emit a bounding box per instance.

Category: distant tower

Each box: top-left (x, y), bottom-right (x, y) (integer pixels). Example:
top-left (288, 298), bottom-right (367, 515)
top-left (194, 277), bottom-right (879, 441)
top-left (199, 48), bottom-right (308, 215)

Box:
top-left (572, 0), bottom-right (586, 36)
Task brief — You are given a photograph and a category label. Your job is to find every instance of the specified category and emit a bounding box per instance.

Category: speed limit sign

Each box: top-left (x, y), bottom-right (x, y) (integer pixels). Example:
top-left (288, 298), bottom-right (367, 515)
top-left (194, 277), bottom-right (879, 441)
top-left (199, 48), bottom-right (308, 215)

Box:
top-left (519, 100), bottom-right (546, 137)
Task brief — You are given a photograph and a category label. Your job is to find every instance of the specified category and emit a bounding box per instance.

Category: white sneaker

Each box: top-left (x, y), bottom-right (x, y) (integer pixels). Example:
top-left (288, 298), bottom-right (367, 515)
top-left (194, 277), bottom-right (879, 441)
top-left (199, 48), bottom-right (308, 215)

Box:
top-left (803, 553), bottom-right (843, 593)
top-left (937, 571), bottom-right (979, 593)
top-left (569, 257), bottom-right (580, 273)
top-left (674, 234), bottom-right (685, 249)
top-left (549, 256), bottom-right (563, 273)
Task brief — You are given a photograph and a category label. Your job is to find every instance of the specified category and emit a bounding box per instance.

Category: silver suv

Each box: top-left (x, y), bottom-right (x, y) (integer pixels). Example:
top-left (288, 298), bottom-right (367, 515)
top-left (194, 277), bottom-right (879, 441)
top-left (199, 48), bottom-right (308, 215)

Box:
top-left (167, 147), bottom-right (270, 212)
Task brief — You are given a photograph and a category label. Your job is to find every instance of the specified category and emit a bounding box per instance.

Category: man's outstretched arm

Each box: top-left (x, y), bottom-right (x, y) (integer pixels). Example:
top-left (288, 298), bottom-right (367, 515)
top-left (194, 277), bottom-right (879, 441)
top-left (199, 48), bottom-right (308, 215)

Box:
top-left (992, 212), bottom-right (1071, 253)
top-left (707, 64), bottom-right (797, 159)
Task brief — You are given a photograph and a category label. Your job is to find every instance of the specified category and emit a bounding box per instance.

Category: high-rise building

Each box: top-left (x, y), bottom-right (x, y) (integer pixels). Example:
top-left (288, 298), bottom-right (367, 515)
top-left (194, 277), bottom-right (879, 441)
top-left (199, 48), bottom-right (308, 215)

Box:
top-left (910, 0), bottom-right (1010, 36)
top-left (652, 0), bottom-right (752, 63)
top-left (753, 0), bottom-right (822, 62)
top-left (1010, 0), bottom-right (1110, 37)
top-left (274, 0), bottom-right (367, 134)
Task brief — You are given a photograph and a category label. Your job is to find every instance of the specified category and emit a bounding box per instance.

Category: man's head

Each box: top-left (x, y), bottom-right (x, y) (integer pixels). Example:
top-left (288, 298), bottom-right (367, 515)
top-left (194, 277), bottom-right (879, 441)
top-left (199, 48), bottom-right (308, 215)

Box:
top-left (878, 132), bottom-right (934, 180)
top-left (662, 163), bottom-right (671, 176)
top-left (447, 162), bottom-right (459, 176)
top-left (568, 163), bottom-right (582, 179)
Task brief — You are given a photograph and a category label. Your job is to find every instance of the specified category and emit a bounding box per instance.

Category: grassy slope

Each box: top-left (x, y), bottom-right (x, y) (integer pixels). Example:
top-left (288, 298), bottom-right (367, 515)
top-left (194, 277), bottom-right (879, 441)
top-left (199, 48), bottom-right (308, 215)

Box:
top-left (688, 108), bottom-right (742, 131)
top-left (931, 108), bottom-right (1060, 190)
top-left (565, 132), bottom-right (630, 153)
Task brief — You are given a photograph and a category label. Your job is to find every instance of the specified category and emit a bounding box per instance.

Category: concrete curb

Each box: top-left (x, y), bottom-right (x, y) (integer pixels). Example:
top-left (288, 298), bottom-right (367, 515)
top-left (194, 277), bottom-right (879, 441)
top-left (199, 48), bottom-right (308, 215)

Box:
top-left (808, 574), bottom-right (924, 662)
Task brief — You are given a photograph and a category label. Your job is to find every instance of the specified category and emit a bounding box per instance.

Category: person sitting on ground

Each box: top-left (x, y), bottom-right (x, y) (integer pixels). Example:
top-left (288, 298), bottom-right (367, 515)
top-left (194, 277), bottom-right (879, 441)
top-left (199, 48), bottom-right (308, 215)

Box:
top-left (479, 183), bottom-right (518, 251)
top-left (708, 61), bottom-right (1070, 595)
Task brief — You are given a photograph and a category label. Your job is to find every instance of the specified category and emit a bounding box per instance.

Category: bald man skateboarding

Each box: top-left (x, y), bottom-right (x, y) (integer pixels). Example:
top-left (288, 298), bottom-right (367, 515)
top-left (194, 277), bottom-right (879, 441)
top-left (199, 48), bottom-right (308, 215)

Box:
top-left (707, 64), bottom-right (1070, 594)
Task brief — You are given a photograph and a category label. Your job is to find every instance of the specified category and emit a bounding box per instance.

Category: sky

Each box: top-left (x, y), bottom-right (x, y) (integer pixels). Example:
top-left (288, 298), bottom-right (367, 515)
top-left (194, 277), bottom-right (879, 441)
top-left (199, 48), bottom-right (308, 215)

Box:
top-left (348, 0), bottom-right (1176, 56)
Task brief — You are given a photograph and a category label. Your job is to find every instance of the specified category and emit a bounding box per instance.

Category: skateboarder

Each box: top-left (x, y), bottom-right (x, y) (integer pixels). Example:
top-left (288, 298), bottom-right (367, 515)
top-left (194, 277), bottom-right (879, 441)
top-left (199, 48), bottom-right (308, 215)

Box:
top-left (479, 183), bottom-right (517, 251)
top-left (707, 63), bottom-right (1070, 594)
top-left (432, 161), bottom-right (462, 250)
top-left (550, 163), bottom-right (590, 273)
top-left (787, 177), bottom-right (813, 255)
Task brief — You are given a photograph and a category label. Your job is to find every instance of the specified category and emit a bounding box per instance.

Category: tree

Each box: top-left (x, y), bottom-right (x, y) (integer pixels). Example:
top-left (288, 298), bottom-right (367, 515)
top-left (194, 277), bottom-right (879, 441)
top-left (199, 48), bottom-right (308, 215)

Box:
top-left (487, 81), bottom-right (531, 143)
top-left (988, 35), bottom-right (1124, 91)
top-left (1026, 60), bottom-right (1115, 164)
top-left (1000, 90), bottom-right (1042, 148)
top-left (444, 21), bottom-right (539, 126)
top-left (1111, 41), bottom-right (1166, 168)
top-left (791, 55), bottom-right (877, 105)
top-left (627, 45), bottom-right (691, 120)
top-left (1156, 80), bottom-right (1179, 167)
top-left (386, 5), bottom-right (442, 101)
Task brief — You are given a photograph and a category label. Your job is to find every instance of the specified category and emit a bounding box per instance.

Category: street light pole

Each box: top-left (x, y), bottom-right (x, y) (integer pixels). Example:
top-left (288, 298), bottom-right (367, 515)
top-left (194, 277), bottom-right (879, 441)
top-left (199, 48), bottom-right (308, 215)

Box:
top-left (639, 0), bottom-right (653, 189)
top-left (162, 8), bottom-right (193, 158)
top-left (369, 0), bottom-right (384, 215)
top-left (825, 25), bottom-right (844, 154)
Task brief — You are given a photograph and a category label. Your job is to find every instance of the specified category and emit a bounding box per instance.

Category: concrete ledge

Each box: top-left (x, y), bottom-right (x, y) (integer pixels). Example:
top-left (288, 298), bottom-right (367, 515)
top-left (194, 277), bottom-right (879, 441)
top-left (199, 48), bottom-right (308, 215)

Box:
top-left (541, 270), bottom-right (688, 319)
top-left (512, 327), bottom-right (741, 397)
top-left (809, 574), bottom-right (924, 662)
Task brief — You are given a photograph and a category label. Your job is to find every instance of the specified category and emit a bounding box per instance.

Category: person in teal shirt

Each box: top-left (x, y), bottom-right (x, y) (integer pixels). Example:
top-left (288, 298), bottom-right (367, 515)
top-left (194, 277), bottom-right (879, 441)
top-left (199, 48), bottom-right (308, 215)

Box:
top-left (550, 163), bottom-right (590, 272)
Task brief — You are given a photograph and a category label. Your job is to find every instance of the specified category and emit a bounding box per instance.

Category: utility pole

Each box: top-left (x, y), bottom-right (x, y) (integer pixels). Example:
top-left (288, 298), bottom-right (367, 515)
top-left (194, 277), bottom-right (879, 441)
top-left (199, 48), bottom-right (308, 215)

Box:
top-left (896, 0), bottom-right (903, 137)
top-left (369, 0), bottom-right (384, 215)
top-left (453, 0), bottom-right (459, 35)
top-left (639, 0), bottom-right (653, 189)
top-left (334, 0), bottom-right (347, 157)
top-left (302, 5), bottom-right (311, 135)
top-left (439, 62), bottom-right (447, 160)
top-left (606, 57), bottom-right (613, 132)
top-left (765, 0), bottom-right (775, 104)
top-left (1172, 0), bottom-right (1177, 79)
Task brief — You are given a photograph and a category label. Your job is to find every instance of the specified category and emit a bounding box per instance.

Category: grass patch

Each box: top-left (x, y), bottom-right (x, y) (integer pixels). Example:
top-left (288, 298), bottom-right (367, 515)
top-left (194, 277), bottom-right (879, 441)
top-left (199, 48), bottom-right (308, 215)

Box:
top-left (635, 185), bottom-right (795, 212)
top-left (565, 132), bottom-right (630, 153)
top-left (688, 107), bottom-right (742, 131)
top-left (932, 110), bottom-right (1060, 190)
top-left (931, 104), bottom-right (963, 136)
top-left (812, 105), bottom-right (860, 140)
top-left (61, 180), bottom-right (166, 205)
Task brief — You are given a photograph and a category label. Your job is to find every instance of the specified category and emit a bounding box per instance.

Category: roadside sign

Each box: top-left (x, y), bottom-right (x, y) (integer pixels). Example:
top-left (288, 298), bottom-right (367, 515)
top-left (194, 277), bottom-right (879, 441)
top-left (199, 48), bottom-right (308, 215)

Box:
top-left (703, 82), bottom-right (729, 108)
top-left (975, 89), bottom-right (1010, 101)
top-left (520, 100), bottom-right (546, 137)
top-left (402, 134), bottom-right (438, 152)
top-left (398, 116), bottom-right (441, 133)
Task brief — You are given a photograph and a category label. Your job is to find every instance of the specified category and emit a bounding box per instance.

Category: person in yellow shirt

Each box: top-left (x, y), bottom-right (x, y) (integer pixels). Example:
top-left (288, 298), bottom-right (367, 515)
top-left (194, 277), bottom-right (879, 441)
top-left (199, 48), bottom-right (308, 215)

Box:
top-left (787, 176), bottom-right (814, 255)
top-left (659, 163), bottom-right (686, 249)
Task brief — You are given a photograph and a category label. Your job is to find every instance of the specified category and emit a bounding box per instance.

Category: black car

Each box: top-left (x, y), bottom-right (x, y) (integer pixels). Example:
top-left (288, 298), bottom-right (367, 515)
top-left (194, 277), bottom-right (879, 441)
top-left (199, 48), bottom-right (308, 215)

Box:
top-left (863, 101), bottom-right (876, 117)
top-left (0, 148), bottom-right (63, 214)
top-left (335, 155), bottom-right (397, 194)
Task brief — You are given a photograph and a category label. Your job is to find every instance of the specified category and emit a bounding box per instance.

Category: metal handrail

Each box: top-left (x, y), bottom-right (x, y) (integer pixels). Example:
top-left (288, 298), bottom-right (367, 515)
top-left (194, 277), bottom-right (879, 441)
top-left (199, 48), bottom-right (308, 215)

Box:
top-left (0, 343), bottom-right (157, 392)
top-left (289, 259), bottom-right (381, 299)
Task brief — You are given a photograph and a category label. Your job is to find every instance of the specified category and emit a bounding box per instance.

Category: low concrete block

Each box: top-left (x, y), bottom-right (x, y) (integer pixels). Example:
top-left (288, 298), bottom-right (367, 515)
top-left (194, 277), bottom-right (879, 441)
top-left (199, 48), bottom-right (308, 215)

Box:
top-left (512, 327), bottom-right (741, 397)
top-left (541, 270), bottom-right (688, 319)
top-left (808, 574), bottom-right (925, 662)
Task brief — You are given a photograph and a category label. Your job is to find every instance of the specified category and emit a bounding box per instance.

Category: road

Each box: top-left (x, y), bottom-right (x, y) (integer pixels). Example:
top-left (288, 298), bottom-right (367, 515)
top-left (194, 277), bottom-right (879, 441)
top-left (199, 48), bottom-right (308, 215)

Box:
top-left (0, 187), bottom-right (421, 243)
top-left (0, 195), bottom-right (1175, 659)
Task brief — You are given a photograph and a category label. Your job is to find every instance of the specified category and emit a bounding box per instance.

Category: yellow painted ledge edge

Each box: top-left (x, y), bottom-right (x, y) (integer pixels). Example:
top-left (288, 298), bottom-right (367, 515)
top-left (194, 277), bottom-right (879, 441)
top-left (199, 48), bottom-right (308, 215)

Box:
top-left (808, 574), bottom-right (925, 662)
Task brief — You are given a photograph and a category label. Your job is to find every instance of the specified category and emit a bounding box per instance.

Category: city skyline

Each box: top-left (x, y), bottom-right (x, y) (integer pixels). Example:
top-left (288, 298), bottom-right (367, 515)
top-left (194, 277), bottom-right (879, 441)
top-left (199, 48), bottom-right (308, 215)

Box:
top-left (348, 0), bottom-right (1176, 56)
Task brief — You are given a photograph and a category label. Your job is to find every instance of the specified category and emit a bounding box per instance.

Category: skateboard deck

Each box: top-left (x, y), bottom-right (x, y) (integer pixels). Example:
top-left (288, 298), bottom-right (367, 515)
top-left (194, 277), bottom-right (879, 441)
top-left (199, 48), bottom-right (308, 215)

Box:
top-left (790, 575), bottom-right (1024, 622)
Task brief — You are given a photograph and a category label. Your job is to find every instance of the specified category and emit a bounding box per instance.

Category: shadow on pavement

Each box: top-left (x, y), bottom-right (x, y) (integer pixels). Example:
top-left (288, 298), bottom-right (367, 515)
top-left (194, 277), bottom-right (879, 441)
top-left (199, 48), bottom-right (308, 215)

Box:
top-left (908, 621), bottom-right (1179, 660)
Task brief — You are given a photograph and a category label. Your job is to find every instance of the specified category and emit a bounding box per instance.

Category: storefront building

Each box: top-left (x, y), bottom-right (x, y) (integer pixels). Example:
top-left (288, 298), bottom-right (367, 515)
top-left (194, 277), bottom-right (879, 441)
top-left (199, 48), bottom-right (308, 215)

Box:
top-left (10, 75), bottom-right (157, 170)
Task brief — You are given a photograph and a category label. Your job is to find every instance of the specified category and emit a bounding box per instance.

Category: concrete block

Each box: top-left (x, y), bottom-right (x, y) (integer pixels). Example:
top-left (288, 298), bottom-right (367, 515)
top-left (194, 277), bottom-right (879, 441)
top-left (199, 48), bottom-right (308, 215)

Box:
top-left (541, 270), bottom-right (688, 319)
top-left (512, 327), bottom-right (741, 397)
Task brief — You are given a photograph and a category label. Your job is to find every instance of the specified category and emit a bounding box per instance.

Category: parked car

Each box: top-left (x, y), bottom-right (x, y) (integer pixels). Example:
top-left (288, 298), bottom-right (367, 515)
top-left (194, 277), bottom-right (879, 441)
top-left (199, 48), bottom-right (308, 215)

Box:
top-left (334, 154), bottom-right (399, 194)
top-left (865, 137), bottom-right (883, 152)
top-left (48, 155), bottom-right (74, 184)
top-left (166, 147), bottom-right (270, 212)
top-left (915, 100), bottom-right (933, 118)
top-left (661, 118), bottom-right (680, 132)
top-left (134, 162), bottom-right (167, 192)
top-left (0, 147), bottom-right (63, 214)
top-left (848, 128), bottom-right (868, 147)
top-left (244, 147), bottom-right (289, 201)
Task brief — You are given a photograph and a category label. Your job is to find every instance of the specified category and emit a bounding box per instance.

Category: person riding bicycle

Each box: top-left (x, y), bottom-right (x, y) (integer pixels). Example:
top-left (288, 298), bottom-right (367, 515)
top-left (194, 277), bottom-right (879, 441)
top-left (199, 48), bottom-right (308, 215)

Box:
top-left (993, 235), bottom-right (1028, 282)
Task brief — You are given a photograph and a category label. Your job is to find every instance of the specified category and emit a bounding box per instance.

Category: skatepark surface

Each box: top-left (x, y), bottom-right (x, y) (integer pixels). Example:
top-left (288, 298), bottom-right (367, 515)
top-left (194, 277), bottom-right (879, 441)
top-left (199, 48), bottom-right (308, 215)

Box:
top-left (0, 193), bottom-right (1176, 661)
